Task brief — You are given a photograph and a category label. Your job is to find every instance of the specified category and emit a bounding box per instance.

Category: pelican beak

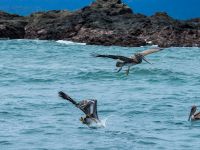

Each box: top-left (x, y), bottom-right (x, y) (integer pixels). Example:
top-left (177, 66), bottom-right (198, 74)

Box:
top-left (142, 56), bottom-right (152, 64)
top-left (188, 113), bottom-right (192, 121)
top-left (188, 109), bottom-right (194, 121)
top-left (80, 117), bottom-right (84, 122)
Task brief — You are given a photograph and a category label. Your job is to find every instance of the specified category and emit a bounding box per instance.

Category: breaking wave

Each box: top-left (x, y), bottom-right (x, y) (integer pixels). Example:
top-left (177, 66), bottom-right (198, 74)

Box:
top-left (56, 40), bottom-right (86, 45)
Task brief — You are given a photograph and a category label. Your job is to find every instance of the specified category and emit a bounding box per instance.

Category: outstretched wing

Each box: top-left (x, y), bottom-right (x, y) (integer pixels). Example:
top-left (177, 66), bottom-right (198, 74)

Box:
top-left (139, 48), bottom-right (164, 56)
top-left (78, 99), bottom-right (99, 119)
top-left (58, 91), bottom-right (78, 106)
top-left (92, 53), bottom-right (132, 62)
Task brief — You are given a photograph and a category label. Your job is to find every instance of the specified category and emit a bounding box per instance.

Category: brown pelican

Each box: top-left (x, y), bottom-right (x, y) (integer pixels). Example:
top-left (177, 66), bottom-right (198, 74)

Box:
top-left (93, 48), bottom-right (163, 75)
top-left (188, 105), bottom-right (200, 121)
top-left (58, 91), bottom-right (100, 126)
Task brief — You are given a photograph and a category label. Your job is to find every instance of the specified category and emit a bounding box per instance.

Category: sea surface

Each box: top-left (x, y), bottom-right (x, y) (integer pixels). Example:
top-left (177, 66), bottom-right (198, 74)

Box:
top-left (0, 39), bottom-right (200, 150)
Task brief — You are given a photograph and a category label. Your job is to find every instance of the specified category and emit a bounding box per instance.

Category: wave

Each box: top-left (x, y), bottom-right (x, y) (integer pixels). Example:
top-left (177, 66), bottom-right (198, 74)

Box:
top-left (0, 141), bottom-right (12, 145)
top-left (16, 39), bottom-right (49, 43)
top-left (131, 67), bottom-right (189, 77)
top-left (70, 70), bottom-right (128, 81)
top-left (140, 44), bottom-right (158, 48)
top-left (69, 67), bottom-right (188, 81)
top-left (56, 40), bottom-right (86, 45)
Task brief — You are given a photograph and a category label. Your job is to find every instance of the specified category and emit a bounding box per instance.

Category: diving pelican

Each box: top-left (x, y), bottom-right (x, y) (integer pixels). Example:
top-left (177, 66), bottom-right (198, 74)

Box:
top-left (188, 105), bottom-right (200, 121)
top-left (58, 91), bottom-right (100, 126)
top-left (93, 48), bottom-right (164, 75)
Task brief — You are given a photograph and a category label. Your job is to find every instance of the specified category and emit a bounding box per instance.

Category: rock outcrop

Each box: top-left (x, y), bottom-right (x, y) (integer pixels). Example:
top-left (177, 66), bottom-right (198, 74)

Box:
top-left (0, 11), bottom-right (28, 39)
top-left (0, 0), bottom-right (199, 47)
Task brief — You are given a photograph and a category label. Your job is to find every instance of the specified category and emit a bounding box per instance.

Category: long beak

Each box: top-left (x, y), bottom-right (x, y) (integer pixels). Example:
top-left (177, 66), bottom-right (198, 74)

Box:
top-left (80, 117), bottom-right (84, 122)
top-left (188, 113), bottom-right (191, 121)
top-left (188, 110), bottom-right (193, 121)
top-left (142, 56), bottom-right (152, 64)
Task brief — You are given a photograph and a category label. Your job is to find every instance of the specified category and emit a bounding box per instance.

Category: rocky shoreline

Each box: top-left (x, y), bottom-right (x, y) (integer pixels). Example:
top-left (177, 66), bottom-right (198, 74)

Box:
top-left (0, 0), bottom-right (199, 47)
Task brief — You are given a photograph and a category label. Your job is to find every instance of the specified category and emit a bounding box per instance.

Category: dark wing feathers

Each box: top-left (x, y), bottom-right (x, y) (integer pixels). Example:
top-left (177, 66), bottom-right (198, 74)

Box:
top-left (58, 91), bottom-right (78, 106)
top-left (58, 91), bottom-right (99, 119)
top-left (92, 53), bottom-right (132, 62)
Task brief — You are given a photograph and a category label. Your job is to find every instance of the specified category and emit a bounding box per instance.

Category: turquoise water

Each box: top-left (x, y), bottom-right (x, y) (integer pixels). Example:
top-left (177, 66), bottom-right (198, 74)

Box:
top-left (0, 39), bottom-right (200, 150)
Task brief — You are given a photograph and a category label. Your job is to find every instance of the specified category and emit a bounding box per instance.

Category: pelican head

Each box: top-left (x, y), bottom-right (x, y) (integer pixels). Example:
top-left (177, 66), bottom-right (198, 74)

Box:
top-left (188, 105), bottom-right (197, 121)
top-left (80, 116), bottom-right (88, 124)
top-left (80, 116), bottom-right (94, 125)
top-left (134, 53), bottom-right (151, 64)
top-left (116, 61), bottom-right (125, 67)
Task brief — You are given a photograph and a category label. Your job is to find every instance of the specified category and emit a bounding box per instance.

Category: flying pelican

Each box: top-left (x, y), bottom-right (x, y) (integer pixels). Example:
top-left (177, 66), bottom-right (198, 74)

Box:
top-left (93, 48), bottom-right (163, 75)
top-left (58, 91), bottom-right (100, 126)
top-left (188, 105), bottom-right (200, 121)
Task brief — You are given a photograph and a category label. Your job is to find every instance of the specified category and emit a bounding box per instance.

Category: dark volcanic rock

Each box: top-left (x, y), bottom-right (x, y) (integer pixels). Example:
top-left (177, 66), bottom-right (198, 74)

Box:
top-left (24, 0), bottom-right (145, 46)
top-left (0, 0), bottom-right (199, 47)
top-left (141, 12), bottom-right (200, 47)
top-left (0, 11), bottom-right (28, 39)
top-left (24, 10), bottom-right (74, 39)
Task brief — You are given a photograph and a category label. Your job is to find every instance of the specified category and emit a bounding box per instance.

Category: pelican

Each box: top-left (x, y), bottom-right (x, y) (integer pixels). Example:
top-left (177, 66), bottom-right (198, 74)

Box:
top-left (188, 105), bottom-right (200, 121)
top-left (58, 91), bottom-right (100, 126)
top-left (93, 48), bottom-right (163, 75)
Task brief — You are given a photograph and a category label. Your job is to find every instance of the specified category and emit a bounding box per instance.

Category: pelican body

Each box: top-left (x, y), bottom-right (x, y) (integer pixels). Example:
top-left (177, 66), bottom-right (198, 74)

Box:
top-left (188, 105), bottom-right (200, 121)
top-left (93, 48), bottom-right (163, 75)
top-left (58, 91), bottom-right (100, 126)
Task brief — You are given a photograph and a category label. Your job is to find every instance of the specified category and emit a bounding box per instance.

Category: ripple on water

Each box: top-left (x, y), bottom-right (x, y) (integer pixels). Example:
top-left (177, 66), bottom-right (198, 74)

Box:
top-left (0, 140), bottom-right (13, 145)
top-left (71, 70), bottom-right (128, 81)
top-left (0, 40), bottom-right (200, 150)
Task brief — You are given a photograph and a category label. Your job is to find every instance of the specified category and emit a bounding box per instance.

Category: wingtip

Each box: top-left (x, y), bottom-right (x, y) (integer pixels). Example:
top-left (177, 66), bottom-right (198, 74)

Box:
top-left (58, 91), bottom-right (71, 100)
top-left (58, 91), bottom-right (64, 97)
top-left (91, 53), bottom-right (98, 57)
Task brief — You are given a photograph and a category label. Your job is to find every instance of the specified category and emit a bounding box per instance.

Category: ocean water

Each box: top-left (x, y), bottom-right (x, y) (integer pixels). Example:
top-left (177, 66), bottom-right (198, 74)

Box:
top-left (0, 39), bottom-right (200, 150)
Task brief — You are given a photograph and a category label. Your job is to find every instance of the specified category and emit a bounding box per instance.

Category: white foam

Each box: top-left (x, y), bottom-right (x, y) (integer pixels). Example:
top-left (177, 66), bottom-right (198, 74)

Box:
top-left (16, 39), bottom-right (49, 43)
top-left (56, 40), bottom-right (86, 45)
top-left (88, 116), bottom-right (112, 128)
top-left (146, 41), bottom-right (153, 44)
top-left (151, 44), bottom-right (159, 47)
top-left (88, 120), bottom-right (106, 128)
top-left (140, 44), bottom-right (159, 48)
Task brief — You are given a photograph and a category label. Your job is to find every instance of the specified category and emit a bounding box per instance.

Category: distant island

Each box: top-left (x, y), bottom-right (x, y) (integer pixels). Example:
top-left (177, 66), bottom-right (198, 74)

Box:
top-left (0, 0), bottom-right (199, 47)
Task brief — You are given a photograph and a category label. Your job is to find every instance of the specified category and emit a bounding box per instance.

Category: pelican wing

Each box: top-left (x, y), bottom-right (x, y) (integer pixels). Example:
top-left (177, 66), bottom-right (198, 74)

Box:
top-left (78, 99), bottom-right (99, 119)
top-left (58, 91), bottom-right (78, 106)
top-left (93, 54), bottom-right (132, 62)
top-left (139, 48), bottom-right (164, 56)
top-left (58, 92), bottom-right (99, 119)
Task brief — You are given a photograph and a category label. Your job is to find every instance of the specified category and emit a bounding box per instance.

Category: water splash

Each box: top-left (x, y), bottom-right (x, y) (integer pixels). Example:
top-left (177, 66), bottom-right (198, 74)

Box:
top-left (88, 115), bottom-right (112, 128)
top-left (56, 40), bottom-right (86, 45)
